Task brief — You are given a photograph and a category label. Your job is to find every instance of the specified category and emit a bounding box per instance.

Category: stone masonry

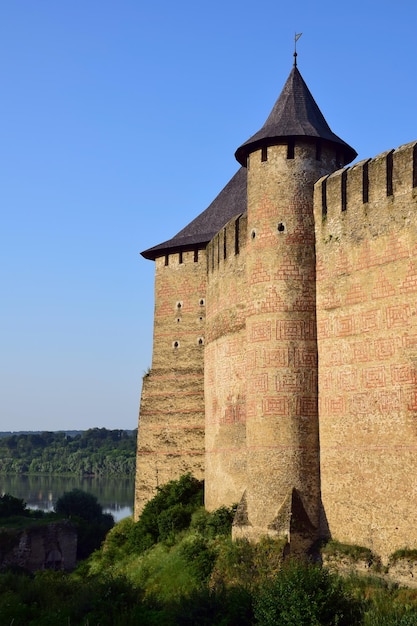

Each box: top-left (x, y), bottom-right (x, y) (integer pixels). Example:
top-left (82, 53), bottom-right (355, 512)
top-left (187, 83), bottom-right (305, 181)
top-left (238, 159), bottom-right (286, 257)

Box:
top-left (136, 60), bottom-right (417, 561)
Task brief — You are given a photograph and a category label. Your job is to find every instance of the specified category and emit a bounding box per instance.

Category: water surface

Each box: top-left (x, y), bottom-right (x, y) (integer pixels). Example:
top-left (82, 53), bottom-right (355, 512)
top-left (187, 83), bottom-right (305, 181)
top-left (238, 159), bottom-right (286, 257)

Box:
top-left (0, 474), bottom-right (134, 522)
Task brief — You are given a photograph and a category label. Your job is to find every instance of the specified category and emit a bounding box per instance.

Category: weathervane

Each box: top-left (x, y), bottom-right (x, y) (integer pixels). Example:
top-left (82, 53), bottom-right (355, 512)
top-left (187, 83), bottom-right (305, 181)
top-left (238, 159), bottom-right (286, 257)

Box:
top-left (294, 32), bottom-right (302, 66)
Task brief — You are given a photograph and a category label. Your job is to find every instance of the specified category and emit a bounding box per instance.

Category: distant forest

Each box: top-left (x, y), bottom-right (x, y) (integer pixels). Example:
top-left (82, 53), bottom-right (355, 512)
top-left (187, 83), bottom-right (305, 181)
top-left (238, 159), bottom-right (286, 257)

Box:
top-left (0, 428), bottom-right (137, 476)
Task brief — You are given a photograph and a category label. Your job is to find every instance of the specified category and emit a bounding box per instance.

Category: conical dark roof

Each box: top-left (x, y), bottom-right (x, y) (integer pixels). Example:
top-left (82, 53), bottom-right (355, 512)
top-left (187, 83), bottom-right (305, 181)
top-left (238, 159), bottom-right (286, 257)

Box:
top-left (235, 66), bottom-right (357, 166)
top-left (141, 167), bottom-right (247, 260)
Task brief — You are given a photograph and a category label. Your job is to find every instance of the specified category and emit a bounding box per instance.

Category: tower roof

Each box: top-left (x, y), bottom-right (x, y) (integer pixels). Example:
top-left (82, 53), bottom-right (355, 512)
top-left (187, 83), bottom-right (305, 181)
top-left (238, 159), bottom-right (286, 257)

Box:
top-left (141, 167), bottom-right (247, 260)
top-left (235, 66), bottom-right (357, 166)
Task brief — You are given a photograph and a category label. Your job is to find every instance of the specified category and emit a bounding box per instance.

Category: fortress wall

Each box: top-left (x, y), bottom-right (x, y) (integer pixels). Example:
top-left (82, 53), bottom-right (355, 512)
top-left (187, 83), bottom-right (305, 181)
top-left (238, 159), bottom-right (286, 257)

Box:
top-left (314, 141), bottom-right (417, 559)
top-left (135, 249), bottom-right (206, 517)
top-left (205, 213), bottom-right (248, 510)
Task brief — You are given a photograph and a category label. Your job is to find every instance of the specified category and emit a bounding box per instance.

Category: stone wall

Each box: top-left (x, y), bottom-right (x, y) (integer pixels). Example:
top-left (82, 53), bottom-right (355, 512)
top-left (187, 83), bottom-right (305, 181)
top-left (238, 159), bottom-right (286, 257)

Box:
top-left (315, 140), bottom-right (417, 559)
top-left (135, 137), bottom-right (417, 560)
top-left (135, 249), bottom-right (206, 517)
top-left (0, 522), bottom-right (77, 572)
top-left (205, 213), bottom-right (248, 510)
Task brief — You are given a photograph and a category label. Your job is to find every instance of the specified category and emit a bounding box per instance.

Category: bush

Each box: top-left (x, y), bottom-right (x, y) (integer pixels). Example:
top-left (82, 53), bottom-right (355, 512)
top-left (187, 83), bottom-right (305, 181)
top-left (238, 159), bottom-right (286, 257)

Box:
top-left (190, 505), bottom-right (236, 539)
top-left (128, 474), bottom-right (203, 553)
top-left (254, 561), bottom-right (363, 626)
top-left (54, 489), bottom-right (114, 559)
top-left (55, 488), bottom-right (104, 522)
top-left (0, 493), bottom-right (27, 518)
top-left (178, 534), bottom-right (216, 582)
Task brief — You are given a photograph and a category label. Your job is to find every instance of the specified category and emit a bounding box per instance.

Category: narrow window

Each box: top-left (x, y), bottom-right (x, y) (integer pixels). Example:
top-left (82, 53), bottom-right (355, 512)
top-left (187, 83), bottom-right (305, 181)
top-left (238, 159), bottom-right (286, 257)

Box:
top-left (322, 178), bottom-right (327, 217)
top-left (341, 169), bottom-right (347, 212)
top-left (261, 146), bottom-right (268, 162)
top-left (287, 139), bottom-right (295, 159)
top-left (223, 228), bottom-right (227, 259)
top-left (235, 216), bottom-right (240, 255)
top-left (217, 235), bottom-right (220, 265)
top-left (194, 249), bottom-right (198, 263)
top-left (363, 160), bottom-right (369, 203)
top-left (179, 251), bottom-right (183, 264)
top-left (164, 255), bottom-right (169, 266)
top-left (413, 144), bottom-right (417, 188)
top-left (386, 150), bottom-right (393, 197)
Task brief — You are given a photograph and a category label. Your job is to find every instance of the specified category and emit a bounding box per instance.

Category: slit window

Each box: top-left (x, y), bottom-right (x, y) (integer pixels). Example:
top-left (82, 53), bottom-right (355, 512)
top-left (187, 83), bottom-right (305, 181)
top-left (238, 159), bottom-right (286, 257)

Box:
top-left (413, 144), bottom-right (417, 188)
top-left (386, 150), bottom-right (393, 196)
top-left (341, 169), bottom-right (347, 212)
top-left (322, 178), bottom-right (327, 217)
top-left (261, 146), bottom-right (268, 162)
top-left (287, 140), bottom-right (295, 159)
top-left (363, 161), bottom-right (369, 203)
top-left (235, 217), bottom-right (240, 255)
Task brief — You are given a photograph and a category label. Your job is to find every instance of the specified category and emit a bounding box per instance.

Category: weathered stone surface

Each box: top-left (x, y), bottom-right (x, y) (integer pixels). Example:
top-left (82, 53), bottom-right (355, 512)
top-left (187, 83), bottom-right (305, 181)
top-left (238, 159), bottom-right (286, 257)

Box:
top-left (136, 66), bottom-right (417, 560)
top-left (0, 522), bottom-right (77, 572)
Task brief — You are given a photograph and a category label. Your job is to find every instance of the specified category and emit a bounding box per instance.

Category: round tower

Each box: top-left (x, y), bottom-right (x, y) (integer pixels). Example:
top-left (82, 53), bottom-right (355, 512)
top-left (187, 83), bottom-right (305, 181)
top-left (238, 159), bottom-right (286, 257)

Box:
top-left (233, 63), bottom-right (356, 553)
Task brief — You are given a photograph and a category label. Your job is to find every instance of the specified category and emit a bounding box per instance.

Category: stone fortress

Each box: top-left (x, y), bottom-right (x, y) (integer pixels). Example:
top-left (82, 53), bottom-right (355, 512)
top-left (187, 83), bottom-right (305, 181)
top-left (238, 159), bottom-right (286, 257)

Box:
top-left (135, 55), bottom-right (417, 561)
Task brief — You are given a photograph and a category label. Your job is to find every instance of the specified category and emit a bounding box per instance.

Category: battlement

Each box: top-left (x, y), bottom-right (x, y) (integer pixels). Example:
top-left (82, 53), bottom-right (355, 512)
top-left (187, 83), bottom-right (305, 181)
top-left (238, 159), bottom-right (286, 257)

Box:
top-left (155, 248), bottom-right (205, 270)
top-left (315, 140), bottom-right (417, 235)
top-left (206, 212), bottom-right (247, 275)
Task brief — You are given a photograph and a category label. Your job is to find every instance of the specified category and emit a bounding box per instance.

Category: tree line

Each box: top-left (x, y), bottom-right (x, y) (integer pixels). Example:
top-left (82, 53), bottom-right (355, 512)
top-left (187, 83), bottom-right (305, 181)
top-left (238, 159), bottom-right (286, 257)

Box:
top-left (0, 428), bottom-right (137, 476)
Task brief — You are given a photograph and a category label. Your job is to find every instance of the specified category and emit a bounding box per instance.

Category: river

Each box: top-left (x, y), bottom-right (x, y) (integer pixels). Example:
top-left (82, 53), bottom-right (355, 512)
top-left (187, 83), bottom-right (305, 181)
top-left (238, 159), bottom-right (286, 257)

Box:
top-left (0, 474), bottom-right (135, 522)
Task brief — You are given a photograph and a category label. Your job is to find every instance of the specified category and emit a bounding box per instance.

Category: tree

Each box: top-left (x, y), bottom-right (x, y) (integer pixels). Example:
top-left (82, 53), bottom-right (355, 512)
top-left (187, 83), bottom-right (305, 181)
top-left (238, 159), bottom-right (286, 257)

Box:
top-left (0, 493), bottom-right (27, 518)
top-left (55, 489), bottom-right (114, 559)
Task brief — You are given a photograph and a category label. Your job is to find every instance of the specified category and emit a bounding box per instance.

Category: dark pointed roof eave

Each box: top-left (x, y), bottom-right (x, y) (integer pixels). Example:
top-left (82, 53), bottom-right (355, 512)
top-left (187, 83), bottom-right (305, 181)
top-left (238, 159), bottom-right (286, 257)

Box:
top-left (235, 66), bottom-right (357, 166)
top-left (141, 167), bottom-right (247, 261)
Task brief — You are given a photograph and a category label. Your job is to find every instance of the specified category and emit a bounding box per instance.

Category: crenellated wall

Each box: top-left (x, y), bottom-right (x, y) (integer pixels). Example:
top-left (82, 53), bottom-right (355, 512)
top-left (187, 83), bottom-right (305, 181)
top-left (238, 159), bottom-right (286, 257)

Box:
top-left (136, 130), bottom-right (417, 561)
top-left (135, 249), bottom-right (206, 517)
top-left (205, 213), bottom-right (248, 510)
top-left (314, 140), bottom-right (417, 559)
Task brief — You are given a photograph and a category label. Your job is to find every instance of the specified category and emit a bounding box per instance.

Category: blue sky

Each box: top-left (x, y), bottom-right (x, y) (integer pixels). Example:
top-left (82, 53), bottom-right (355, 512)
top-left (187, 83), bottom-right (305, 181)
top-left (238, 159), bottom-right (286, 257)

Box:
top-left (1, 1), bottom-right (416, 432)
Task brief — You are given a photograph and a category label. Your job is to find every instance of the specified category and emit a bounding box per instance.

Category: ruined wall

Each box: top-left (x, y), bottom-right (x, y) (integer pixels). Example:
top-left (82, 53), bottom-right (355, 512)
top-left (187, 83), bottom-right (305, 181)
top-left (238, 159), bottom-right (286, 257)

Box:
top-left (0, 522), bottom-right (77, 572)
top-left (315, 140), bottom-right (417, 560)
top-left (205, 213), bottom-right (248, 510)
top-left (135, 249), bottom-right (206, 517)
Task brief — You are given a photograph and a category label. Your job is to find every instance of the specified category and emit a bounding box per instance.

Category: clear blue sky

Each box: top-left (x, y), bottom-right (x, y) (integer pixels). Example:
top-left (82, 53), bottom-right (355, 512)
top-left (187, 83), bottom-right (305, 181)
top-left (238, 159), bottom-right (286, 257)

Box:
top-left (1, 1), bottom-right (416, 432)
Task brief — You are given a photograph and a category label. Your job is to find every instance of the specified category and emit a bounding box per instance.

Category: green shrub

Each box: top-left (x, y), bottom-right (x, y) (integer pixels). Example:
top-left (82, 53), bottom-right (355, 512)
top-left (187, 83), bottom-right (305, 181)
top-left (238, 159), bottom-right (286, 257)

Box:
top-left (0, 493), bottom-right (27, 518)
top-left (170, 585), bottom-right (253, 626)
top-left (390, 549), bottom-right (417, 564)
top-left (322, 539), bottom-right (375, 564)
top-left (54, 489), bottom-right (114, 559)
top-left (254, 561), bottom-right (363, 626)
top-left (127, 474), bottom-right (203, 553)
top-left (178, 534), bottom-right (216, 582)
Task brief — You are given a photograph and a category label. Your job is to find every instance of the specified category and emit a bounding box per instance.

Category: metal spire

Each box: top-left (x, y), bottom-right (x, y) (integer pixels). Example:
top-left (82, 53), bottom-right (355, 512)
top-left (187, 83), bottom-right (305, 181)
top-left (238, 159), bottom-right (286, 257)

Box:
top-left (294, 32), bottom-right (302, 66)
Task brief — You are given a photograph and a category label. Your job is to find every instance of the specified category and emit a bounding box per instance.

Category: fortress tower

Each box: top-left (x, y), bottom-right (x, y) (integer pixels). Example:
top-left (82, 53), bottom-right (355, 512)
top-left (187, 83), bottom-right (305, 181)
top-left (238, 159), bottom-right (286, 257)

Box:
top-left (226, 62), bottom-right (356, 550)
top-left (136, 57), bottom-right (417, 560)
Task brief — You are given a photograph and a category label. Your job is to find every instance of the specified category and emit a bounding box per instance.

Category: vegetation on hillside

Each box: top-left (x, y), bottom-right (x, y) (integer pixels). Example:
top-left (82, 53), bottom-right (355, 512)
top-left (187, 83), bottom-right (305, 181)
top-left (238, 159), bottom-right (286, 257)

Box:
top-left (2, 475), bottom-right (417, 624)
top-left (0, 428), bottom-right (136, 475)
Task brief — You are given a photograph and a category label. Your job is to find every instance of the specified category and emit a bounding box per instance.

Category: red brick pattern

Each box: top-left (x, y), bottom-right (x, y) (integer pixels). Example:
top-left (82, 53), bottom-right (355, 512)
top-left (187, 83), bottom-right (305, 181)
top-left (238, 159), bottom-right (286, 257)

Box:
top-left (315, 141), bottom-right (417, 559)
